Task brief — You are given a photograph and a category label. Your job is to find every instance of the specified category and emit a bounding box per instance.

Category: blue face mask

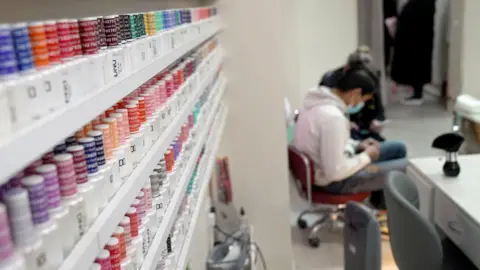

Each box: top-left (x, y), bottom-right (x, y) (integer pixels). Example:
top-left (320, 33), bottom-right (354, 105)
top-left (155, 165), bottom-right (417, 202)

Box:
top-left (347, 102), bottom-right (365, 114)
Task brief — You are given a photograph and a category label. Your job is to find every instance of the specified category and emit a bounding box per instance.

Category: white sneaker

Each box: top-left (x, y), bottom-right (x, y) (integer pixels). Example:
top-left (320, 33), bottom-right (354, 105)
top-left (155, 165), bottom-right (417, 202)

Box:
top-left (401, 97), bottom-right (424, 106)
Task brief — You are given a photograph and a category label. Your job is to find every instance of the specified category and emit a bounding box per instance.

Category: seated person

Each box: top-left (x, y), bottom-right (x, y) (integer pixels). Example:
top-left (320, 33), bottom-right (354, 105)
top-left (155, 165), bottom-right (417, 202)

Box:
top-left (294, 62), bottom-right (407, 208)
top-left (320, 46), bottom-right (387, 142)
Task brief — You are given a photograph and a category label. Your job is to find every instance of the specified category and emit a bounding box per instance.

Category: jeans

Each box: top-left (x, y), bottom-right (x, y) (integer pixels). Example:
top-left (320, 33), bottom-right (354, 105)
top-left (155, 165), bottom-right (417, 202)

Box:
top-left (320, 140), bottom-right (408, 194)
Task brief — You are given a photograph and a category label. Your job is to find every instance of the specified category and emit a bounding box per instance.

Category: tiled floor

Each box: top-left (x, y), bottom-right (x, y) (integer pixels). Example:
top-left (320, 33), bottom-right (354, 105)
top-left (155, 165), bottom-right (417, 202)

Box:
top-left (290, 96), bottom-right (452, 270)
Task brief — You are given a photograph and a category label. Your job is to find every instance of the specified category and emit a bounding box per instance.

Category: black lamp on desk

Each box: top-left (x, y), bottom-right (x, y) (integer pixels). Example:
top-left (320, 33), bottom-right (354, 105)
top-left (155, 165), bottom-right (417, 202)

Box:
top-left (432, 133), bottom-right (465, 177)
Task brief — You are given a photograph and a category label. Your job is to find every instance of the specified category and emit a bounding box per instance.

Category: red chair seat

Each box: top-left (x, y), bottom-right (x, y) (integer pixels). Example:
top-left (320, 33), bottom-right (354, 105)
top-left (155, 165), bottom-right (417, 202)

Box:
top-left (308, 189), bottom-right (370, 205)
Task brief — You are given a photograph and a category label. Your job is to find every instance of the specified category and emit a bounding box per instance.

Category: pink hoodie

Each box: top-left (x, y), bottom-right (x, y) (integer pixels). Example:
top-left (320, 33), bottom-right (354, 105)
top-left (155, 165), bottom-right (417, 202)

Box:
top-left (293, 86), bottom-right (371, 186)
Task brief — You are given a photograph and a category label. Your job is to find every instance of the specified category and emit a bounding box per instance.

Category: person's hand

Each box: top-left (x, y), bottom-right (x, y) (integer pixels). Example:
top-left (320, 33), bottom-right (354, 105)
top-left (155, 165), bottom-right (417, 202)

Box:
top-left (370, 120), bottom-right (384, 133)
top-left (365, 165), bottom-right (380, 173)
top-left (351, 122), bottom-right (359, 130)
top-left (385, 17), bottom-right (397, 38)
top-left (359, 138), bottom-right (380, 150)
top-left (364, 145), bottom-right (380, 161)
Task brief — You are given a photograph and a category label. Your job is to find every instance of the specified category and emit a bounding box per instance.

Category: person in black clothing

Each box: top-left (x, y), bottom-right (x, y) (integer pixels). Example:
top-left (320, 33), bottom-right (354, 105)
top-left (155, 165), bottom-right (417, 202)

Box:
top-left (391, 0), bottom-right (435, 105)
top-left (383, 0), bottom-right (398, 70)
top-left (320, 47), bottom-right (386, 142)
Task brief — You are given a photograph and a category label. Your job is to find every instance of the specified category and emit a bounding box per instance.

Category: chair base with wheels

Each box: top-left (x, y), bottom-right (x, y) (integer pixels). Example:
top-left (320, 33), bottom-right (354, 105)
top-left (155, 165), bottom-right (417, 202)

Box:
top-left (288, 145), bottom-right (371, 247)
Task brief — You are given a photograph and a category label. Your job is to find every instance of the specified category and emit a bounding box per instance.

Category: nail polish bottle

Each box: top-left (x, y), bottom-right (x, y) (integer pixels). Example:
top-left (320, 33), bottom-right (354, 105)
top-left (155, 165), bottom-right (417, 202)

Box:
top-left (3, 188), bottom-right (49, 270)
top-left (95, 124), bottom-right (121, 193)
top-left (78, 135), bottom-right (107, 213)
top-left (113, 226), bottom-right (133, 270)
top-left (142, 182), bottom-right (157, 240)
top-left (126, 208), bottom-right (143, 265)
top-left (67, 144), bottom-right (98, 226)
top-left (0, 203), bottom-right (26, 270)
top-left (54, 154), bottom-right (88, 241)
top-left (35, 164), bottom-right (74, 255)
top-left (104, 117), bottom-right (129, 186)
top-left (114, 109), bottom-right (134, 177)
top-left (94, 249), bottom-right (111, 270)
top-left (105, 237), bottom-right (121, 270)
top-left (132, 198), bottom-right (150, 252)
top-left (87, 130), bottom-right (110, 206)
top-left (119, 216), bottom-right (138, 269)
top-left (107, 114), bottom-right (131, 182)
top-left (21, 175), bottom-right (63, 268)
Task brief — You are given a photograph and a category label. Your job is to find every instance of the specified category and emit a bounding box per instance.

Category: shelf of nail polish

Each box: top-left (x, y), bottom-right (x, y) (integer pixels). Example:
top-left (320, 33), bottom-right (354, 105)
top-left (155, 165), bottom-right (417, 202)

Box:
top-left (140, 75), bottom-right (227, 270)
top-left (88, 73), bottom-right (226, 270)
top-left (57, 50), bottom-right (224, 270)
top-left (175, 104), bottom-right (227, 270)
top-left (0, 12), bottom-right (221, 183)
top-left (150, 104), bottom-right (227, 270)
top-left (0, 43), bottom-right (223, 270)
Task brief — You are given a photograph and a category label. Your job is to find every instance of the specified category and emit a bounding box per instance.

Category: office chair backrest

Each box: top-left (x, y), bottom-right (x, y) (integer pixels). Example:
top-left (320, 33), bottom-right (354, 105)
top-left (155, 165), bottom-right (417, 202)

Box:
top-left (344, 202), bottom-right (381, 270)
top-left (287, 145), bottom-right (314, 203)
top-left (385, 171), bottom-right (443, 270)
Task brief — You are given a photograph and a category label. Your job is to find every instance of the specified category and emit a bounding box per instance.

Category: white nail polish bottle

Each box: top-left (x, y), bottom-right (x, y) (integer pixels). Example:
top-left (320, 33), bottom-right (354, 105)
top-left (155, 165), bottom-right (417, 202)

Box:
top-left (0, 203), bottom-right (26, 270)
top-left (126, 248), bottom-right (137, 270)
top-left (3, 188), bottom-right (49, 270)
top-left (54, 154), bottom-right (88, 241)
top-left (119, 216), bottom-right (138, 269)
top-left (126, 208), bottom-right (143, 265)
top-left (63, 193), bottom-right (88, 242)
top-left (120, 258), bottom-right (133, 270)
top-left (49, 205), bottom-right (72, 254)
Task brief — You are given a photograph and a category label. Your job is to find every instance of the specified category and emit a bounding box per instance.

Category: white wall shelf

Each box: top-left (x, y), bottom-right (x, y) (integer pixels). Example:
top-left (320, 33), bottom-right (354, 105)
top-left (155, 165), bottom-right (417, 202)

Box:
top-left (141, 75), bottom-right (227, 270)
top-left (176, 104), bottom-right (227, 270)
top-left (0, 19), bottom-right (221, 183)
top-left (58, 48), bottom-right (224, 270)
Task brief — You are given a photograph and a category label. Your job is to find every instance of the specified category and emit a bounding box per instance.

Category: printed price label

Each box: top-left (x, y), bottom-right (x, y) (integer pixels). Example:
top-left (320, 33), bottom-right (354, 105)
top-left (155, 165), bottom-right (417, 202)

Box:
top-left (111, 50), bottom-right (125, 79)
top-left (161, 110), bottom-right (166, 121)
top-left (170, 32), bottom-right (176, 49)
top-left (58, 69), bottom-right (72, 105)
top-left (150, 38), bottom-right (158, 58)
top-left (139, 47), bottom-right (146, 62)
top-left (167, 104), bottom-right (172, 118)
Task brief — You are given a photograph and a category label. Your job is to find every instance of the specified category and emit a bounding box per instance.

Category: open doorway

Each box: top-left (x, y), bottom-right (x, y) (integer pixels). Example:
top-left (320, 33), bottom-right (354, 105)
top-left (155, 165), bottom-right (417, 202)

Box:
top-left (358, 0), bottom-right (451, 110)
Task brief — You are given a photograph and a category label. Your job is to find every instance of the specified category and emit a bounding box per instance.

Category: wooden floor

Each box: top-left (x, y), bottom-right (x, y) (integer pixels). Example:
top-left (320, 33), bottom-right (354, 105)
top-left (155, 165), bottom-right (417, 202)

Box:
top-left (382, 240), bottom-right (398, 270)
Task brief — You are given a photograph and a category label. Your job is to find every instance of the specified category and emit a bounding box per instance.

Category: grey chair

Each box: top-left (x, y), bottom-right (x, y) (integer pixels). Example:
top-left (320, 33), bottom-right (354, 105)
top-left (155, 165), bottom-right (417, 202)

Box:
top-left (385, 171), bottom-right (477, 270)
top-left (343, 201), bottom-right (381, 270)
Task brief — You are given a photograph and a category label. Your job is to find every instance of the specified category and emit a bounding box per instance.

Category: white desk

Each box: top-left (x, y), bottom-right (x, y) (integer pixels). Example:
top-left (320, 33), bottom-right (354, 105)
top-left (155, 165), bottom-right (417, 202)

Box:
top-left (407, 154), bottom-right (480, 268)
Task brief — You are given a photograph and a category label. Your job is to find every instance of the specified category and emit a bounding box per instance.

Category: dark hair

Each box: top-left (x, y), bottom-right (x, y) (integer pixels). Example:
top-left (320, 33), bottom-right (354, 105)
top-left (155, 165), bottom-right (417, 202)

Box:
top-left (336, 61), bottom-right (379, 95)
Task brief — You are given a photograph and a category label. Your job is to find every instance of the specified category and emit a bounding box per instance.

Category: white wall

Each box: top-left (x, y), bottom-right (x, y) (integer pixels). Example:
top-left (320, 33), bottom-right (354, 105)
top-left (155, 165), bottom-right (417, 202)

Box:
top-left (218, 0), bottom-right (296, 268)
top-left (291, 0), bottom-right (358, 109)
top-left (218, 1), bottom-right (358, 269)
top-left (431, 0), bottom-right (450, 86)
top-left (459, 0), bottom-right (480, 99)
top-left (0, 0), bottom-right (211, 21)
